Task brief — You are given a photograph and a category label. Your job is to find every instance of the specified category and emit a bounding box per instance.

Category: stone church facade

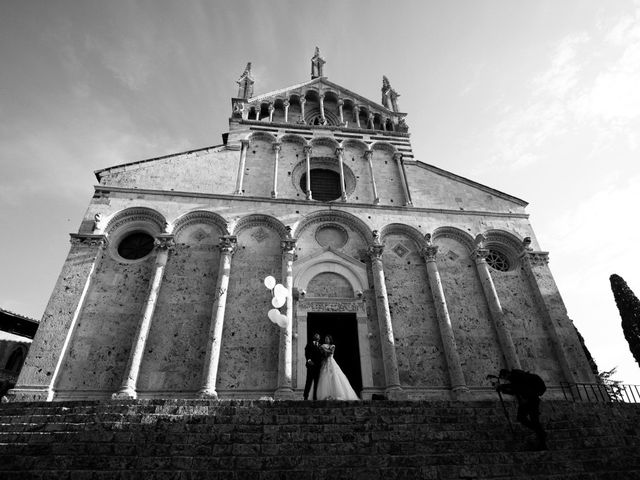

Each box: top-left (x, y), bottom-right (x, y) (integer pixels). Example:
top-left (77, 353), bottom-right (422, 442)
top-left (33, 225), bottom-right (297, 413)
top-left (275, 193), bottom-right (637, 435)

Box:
top-left (11, 50), bottom-right (596, 402)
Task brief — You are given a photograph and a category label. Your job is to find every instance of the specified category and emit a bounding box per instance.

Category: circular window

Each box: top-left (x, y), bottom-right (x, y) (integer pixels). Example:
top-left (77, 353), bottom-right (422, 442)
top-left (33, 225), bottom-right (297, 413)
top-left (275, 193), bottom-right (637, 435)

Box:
top-left (300, 169), bottom-right (341, 201)
top-left (117, 232), bottom-right (155, 260)
top-left (486, 249), bottom-right (510, 272)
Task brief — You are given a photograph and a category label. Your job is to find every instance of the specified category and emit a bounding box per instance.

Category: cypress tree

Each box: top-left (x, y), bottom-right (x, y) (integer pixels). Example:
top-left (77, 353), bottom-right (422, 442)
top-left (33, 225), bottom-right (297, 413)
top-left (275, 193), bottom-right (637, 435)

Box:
top-left (610, 274), bottom-right (640, 367)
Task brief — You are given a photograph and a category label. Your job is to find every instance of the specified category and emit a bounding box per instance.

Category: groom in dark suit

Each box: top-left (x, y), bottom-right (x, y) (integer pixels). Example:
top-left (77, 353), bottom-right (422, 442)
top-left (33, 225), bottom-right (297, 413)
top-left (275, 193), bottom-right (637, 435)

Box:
top-left (303, 332), bottom-right (323, 400)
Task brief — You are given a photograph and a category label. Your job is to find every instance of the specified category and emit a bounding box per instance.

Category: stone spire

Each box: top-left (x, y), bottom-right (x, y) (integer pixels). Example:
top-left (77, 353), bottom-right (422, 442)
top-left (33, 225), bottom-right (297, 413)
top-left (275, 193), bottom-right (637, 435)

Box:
top-left (236, 62), bottom-right (255, 99)
top-left (311, 47), bottom-right (326, 79)
top-left (381, 75), bottom-right (400, 112)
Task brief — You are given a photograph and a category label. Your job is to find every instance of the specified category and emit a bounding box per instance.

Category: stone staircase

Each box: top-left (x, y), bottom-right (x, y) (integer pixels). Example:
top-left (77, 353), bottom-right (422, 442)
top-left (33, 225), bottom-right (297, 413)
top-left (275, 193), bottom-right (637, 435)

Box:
top-left (1, 399), bottom-right (640, 479)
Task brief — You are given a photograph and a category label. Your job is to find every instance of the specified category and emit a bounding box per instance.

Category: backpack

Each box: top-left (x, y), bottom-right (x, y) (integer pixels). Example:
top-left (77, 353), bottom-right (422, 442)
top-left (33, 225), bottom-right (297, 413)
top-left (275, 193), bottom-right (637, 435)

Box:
top-left (527, 372), bottom-right (546, 396)
top-left (511, 369), bottom-right (547, 396)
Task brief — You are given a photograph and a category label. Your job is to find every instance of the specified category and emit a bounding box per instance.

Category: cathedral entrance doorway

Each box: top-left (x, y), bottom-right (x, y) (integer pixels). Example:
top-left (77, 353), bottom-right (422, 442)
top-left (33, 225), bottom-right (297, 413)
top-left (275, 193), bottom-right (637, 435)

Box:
top-left (307, 312), bottom-right (362, 396)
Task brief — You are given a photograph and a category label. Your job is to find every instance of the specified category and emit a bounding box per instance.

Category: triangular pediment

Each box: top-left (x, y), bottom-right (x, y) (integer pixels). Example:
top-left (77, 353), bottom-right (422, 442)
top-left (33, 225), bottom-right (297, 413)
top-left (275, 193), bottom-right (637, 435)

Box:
top-left (293, 247), bottom-right (369, 294)
top-left (247, 77), bottom-right (404, 118)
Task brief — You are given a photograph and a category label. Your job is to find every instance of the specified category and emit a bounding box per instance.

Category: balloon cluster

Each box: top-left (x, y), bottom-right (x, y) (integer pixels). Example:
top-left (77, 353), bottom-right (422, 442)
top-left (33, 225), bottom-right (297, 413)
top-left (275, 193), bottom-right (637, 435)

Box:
top-left (264, 276), bottom-right (288, 328)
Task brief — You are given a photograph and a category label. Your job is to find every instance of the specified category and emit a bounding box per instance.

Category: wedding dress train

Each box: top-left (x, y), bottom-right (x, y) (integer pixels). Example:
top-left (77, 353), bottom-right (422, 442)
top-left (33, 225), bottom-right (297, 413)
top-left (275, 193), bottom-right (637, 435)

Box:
top-left (316, 344), bottom-right (359, 401)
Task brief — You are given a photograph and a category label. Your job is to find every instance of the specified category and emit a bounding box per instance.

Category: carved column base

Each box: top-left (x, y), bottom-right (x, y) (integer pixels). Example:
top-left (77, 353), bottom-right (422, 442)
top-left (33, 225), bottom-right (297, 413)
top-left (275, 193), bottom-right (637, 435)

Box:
top-left (112, 387), bottom-right (137, 400)
top-left (274, 387), bottom-right (296, 400)
top-left (384, 386), bottom-right (407, 401)
top-left (451, 386), bottom-right (470, 400)
top-left (271, 191), bottom-right (277, 199)
top-left (306, 192), bottom-right (313, 200)
top-left (374, 198), bottom-right (380, 205)
top-left (197, 389), bottom-right (219, 400)
top-left (341, 194), bottom-right (347, 202)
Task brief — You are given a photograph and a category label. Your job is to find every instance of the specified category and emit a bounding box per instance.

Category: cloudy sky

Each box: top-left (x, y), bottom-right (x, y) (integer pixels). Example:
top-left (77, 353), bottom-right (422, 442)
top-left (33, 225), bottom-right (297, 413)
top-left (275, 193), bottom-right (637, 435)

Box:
top-left (1, 0), bottom-right (639, 384)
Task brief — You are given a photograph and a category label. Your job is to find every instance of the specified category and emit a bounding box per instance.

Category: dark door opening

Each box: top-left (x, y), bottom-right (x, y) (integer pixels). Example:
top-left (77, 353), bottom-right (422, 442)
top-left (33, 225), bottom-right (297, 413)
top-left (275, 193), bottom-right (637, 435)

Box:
top-left (307, 312), bottom-right (362, 396)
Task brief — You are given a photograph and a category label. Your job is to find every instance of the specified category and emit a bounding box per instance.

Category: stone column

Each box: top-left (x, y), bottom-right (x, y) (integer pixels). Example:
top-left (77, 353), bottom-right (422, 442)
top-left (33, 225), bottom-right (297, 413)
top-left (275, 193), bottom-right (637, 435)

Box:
top-left (368, 241), bottom-right (405, 399)
top-left (198, 236), bottom-right (237, 399)
top-left (9, 234), bottom-right (107, 401)
top-left (354, 106), bottom-right (361, 128)
top-left (271, 142), bottom-right (281, 199)
top-left (336, 147), bottom-right (347, 201)
top-left (300, 97), bottom-right (306, 123)
top-left (304, 145), bottom-right (312, 200)
top-left (276, 238), bottom-right (296, 399)
top-left (234, 140), bottom-right (249, 195)
top-left (422, 243), bottom-right (468, 396)
top-left (368, 112), bottom-right (375, 129)
top-left (283, 100), bottom-right (290, 123)
top-left (520, 242), bottom-right (578, 383)
top-left (319, 94), bottom-right (326, 124)
top-left (268, 103), bottom-right (275, 122)
top-left (382, 118), bottom-right (387, 131)
top-left (113, 235), bottom-right (174, 399)
top-left (337, 99), bottom-right (344, 124)
top-left (365, 150), bottom-right (380, 205)
top-left (254, 108), bottom-right (260, 120)
top-left (473, 246), bottom-right (521, 370)
top-left (393, 152), bottom-right (412, 207)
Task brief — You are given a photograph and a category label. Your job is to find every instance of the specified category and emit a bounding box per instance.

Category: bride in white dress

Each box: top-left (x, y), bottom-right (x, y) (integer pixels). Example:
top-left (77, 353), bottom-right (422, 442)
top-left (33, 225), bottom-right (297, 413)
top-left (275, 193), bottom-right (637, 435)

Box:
top-left (316, 335), bottom-right (360, 401)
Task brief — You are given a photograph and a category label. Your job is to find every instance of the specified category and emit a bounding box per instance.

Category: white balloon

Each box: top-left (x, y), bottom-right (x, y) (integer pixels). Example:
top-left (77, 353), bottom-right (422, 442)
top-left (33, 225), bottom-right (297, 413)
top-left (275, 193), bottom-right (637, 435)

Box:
top-left (276, 313), bottom-right (288, 328)
top-left (264, 276), bottom-right (276, 290)
top-left (267, 309), bottom-right (280, 324)
top-left (274, 284), bottom-right (288, 299)
top-left (272, 296), bottom-right (285, 308)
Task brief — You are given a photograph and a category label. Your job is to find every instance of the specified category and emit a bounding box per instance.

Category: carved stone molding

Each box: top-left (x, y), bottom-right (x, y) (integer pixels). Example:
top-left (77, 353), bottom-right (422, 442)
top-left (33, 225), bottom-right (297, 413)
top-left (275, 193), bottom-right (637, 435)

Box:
top-left (105, 207), bottom-right (166, 235)
top-left (297, 300), bottom-right (363, 313)
top-left (70, 234), bottom-right (108, 248)
top-left (172, 210), bottom-right (229, 239)
top-left (294, 210), bottom-right (372, 245)
top-left (233, 214), bottom-right (289, 240)
top-left (432, 227), bottom-right (475, 254)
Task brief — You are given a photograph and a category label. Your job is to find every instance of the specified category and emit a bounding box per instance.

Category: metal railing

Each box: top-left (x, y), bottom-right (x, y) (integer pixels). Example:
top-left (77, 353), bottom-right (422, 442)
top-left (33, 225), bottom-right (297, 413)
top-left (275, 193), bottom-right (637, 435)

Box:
top-left (561, 382), bottom-right (640, 403)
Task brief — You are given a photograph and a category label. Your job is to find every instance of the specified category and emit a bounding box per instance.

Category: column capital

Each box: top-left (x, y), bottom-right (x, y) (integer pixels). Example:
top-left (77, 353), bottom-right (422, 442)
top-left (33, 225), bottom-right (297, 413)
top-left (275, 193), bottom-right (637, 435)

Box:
top-left (299, 96), bottom-right (306, 104)
top-left (154, 235), bottom-right (175, 250)
top-left (520, 250), bottom-right (550, 267)
top-left (354, 105), bottom-right (360, 112)
top-left (368, 243), bottom-right (385, 260)
top-left (272, 142), bottom-right (282, 152)
top-left (335, 147), bottom-right (344, 155)
top-left (281, 238), bottom-right (297, 255)
top-left (421, 245), bottom-right (439, 262)
top-left (337, 98), bottom-right (344, 106)
top-left (364, 149), bottom-right (373, 160)
top-left (283, 99), bottom-right (290, 107)
top-left (70, 234), bottom-right (108, 248)
top-left (393, 152), bottom-right (403, 161)
top-left (319, 93), bottom-right (325, 99)
top-left (219, 235), bottom-right (238, 254)
top-left (368, 112), bottom-right (375, 119)
top-left (472, 247), bottom-right (489, 261)
top-left (268, 103), bottom-right (275, 111)
top-left (240, 139), bottom-right (250, 147)
top-left (303, 145), bottom-right (312, 155)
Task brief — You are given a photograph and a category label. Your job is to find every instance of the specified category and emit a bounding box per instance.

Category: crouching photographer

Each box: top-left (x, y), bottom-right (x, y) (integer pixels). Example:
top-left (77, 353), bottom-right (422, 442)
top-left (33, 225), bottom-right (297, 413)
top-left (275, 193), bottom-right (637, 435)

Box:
top-left (488, 369), bottom-right (548, 450)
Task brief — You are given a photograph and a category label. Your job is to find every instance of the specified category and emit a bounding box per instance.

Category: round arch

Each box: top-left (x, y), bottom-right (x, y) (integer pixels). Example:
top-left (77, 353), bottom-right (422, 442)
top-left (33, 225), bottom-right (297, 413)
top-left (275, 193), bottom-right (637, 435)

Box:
top-left (293, 209), bottom-right (374, 245)
top-left (172, 210), bottom-right (229, 239)
top-left (432, 226), bottom-right (475, 253)
top-left (232, 213), bottom-right (289, 239)
top-left (379, 223), bottom-right (425, 248)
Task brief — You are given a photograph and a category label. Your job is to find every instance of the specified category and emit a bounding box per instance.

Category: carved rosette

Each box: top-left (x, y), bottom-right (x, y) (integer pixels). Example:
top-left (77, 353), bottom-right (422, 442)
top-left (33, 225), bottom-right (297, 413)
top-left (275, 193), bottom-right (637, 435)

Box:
top-left (421, 245), bottom-right (439, 262)
top-left (70, 234), bottom-right (108, 248)
top-left (154, 236), bottom-right (175, 251)
top-left (218, 235), bottom-right (238, 255)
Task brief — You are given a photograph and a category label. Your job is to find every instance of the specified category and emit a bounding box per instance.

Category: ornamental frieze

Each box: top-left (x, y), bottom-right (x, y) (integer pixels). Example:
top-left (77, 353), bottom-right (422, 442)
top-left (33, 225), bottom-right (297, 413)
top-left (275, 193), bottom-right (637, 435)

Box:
top-left (297, 300), bottom-right (363, 312)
